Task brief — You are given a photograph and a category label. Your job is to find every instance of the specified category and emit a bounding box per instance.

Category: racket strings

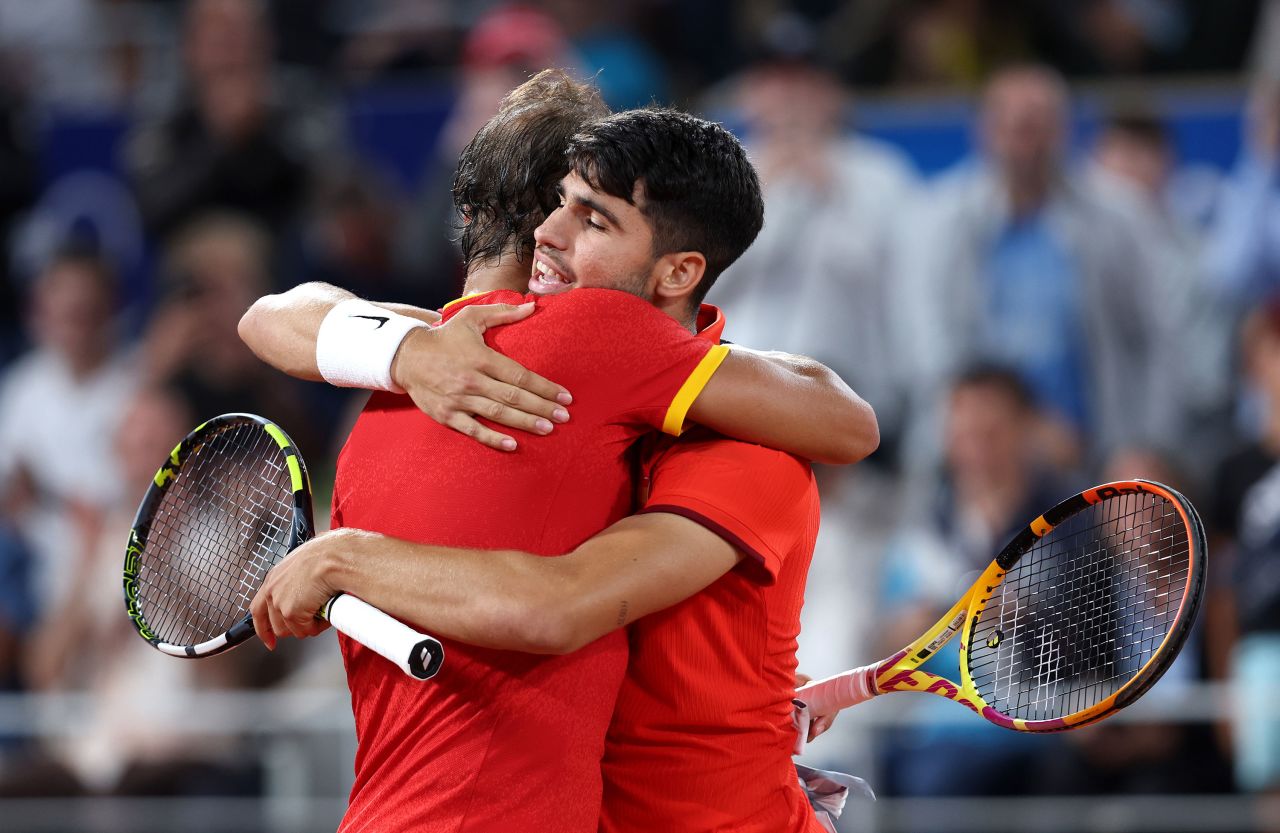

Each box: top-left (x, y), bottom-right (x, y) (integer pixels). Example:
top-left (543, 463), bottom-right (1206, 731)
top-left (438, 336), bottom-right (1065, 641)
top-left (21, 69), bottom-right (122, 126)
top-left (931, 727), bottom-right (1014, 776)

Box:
top-left (967, 492), bottom-right (1189, 722)
top-left (135, 423), bottom-right (295, 646)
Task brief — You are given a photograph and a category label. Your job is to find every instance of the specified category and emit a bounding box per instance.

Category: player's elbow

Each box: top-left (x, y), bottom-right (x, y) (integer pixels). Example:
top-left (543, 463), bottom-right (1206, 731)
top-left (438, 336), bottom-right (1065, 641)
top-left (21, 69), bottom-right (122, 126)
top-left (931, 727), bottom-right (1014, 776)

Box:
top-left (237, 296), bottom-right (272, 352)
top-left (492, 601), bottom-right (585, 655)
top-left (840, 399), bottom-right (881, 463)
top-left (789, 361), bottom-right (880, 465)
top-left (812, 398), bottom-right (879, 465)
top-left (481, 560), bottom-right (603, 654)
top-left (524, 617), bottom-right (586, 655)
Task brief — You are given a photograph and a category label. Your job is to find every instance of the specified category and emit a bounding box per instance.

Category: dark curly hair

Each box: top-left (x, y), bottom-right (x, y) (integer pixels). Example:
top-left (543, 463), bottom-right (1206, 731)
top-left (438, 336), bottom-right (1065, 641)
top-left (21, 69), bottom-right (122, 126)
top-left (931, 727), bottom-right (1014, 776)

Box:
top-left (452, 69), bottom-right (609, 270)
top-left (566, 108), bottom-right (764, 306)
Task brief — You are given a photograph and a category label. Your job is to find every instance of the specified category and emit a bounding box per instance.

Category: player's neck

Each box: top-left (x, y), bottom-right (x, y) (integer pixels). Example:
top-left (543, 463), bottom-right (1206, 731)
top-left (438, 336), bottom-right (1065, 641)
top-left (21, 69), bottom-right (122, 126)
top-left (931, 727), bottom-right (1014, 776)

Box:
top-left (463, 250), bottom-right (529, 296)
top-left (651, 295), bottom-right (698, 334)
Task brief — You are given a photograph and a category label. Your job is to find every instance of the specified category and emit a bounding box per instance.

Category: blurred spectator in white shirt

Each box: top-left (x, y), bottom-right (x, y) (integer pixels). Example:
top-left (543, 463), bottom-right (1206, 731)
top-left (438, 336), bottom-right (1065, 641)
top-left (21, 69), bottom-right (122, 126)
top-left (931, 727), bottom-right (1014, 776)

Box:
top-left (0, 384), bottom-right (303, 798)
top-left (1085, 110), bottom-right (1230, 480)
top-left (0, 0), bottom-right (143, 107)
top-left (708, 61), bottom-right (918, 756)
top-left (0, 247), bottom-right (137, 618)
top-left (900, 64), bottom-right (1170, 477)
top-left (710, 57), bottom-right (918, 465)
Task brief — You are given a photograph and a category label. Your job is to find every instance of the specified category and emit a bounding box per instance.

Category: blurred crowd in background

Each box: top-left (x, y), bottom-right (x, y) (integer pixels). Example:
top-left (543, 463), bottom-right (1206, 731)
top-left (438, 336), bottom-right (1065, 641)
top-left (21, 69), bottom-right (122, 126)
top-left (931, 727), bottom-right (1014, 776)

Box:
top-left (1, 0), bottom-right (1280, 826)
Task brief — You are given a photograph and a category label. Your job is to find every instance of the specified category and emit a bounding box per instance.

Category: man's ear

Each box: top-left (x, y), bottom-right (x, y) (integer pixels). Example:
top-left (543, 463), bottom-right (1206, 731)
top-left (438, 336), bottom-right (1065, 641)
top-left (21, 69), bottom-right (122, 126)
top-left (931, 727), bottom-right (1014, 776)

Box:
top-left (653, 251), bottom-right (707, 305)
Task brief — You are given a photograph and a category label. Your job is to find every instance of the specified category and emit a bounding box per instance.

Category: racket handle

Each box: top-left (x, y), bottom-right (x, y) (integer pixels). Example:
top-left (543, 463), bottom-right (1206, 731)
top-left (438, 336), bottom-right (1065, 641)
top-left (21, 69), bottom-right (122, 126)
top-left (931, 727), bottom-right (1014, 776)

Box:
top-left (321, 593), bottom-right (445, 680)
top-left (795, 662), bottom-right (880, 716)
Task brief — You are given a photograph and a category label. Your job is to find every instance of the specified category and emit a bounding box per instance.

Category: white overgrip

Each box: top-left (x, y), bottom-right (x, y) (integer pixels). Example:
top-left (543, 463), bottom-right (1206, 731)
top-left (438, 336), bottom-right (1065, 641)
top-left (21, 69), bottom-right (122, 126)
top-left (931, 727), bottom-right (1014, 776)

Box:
top-left (322, 593), bottom-right (445, 680)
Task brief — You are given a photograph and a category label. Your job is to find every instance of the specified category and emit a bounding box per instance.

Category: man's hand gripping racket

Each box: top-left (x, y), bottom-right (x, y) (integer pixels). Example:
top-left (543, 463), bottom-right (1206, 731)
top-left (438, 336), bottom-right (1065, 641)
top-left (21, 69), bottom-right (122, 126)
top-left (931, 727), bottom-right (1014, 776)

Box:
top-left (122, 413), bottom-right (444, 680)
top-left (794, 480), bottom-right (1205, 750)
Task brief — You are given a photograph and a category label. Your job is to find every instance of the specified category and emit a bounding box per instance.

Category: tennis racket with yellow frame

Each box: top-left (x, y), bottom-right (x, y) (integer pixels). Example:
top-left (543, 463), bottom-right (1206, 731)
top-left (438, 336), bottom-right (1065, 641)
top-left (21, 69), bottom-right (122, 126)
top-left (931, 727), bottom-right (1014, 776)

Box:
top-left (796, 479), bottom-right (1205, 734)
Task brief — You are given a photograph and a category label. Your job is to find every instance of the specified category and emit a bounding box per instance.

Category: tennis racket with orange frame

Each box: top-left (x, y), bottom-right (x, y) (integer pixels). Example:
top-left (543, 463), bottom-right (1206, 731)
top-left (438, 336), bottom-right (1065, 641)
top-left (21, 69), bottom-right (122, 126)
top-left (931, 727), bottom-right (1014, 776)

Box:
top-left (796, 479), bottom-right (1206, 737)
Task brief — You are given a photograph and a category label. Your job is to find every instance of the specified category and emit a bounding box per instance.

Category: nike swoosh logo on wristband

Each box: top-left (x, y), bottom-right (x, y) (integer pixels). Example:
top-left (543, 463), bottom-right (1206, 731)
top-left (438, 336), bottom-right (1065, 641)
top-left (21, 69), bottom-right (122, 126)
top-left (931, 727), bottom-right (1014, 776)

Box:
top-left (351, 314), bottom-right (390, 329)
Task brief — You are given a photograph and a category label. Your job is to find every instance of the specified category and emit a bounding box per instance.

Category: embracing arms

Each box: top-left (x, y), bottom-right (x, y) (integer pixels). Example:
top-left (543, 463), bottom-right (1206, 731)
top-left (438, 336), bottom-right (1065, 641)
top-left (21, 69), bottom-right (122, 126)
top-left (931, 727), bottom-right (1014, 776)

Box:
top-left (252, 513), bottom-right (740, 655)
top-left (238, 283), bottom-right (877, 463)
top-left (238, 283), bottom-right (572, 446)
top-left (236, 282), bottom-right (440, 381)
top-left (693, 346), bottom-right (878, 464)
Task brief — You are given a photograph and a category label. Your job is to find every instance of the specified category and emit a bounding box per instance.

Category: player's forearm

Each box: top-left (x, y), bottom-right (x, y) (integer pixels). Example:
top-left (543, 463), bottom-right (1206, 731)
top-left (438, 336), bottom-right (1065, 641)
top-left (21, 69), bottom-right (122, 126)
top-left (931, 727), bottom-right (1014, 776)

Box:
top-left (690, 348), bottom-right (879, 465)
top-left (320, 529), bottom-right (584, 654)
top-left (238, 282), bottom-right (359, 381)
top-left (318, 516), bottom-right (737, 656)
top-left (237, 283), bottom-right (443, 382)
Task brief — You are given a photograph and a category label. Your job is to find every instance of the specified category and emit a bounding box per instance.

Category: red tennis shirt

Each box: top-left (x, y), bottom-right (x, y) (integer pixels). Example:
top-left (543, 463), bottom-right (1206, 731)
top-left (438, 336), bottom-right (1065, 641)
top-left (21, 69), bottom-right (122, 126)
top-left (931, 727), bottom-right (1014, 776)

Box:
top-left (600, 309), bottom-right (825, 833)
top-left (331, 288), bottom-right (727, 833)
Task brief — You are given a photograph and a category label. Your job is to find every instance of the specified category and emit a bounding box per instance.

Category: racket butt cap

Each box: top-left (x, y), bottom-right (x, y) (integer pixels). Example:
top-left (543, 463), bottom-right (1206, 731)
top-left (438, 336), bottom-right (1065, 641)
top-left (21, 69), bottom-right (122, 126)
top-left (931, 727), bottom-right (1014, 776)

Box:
top-left (410, 639), bottom-right (445, 680)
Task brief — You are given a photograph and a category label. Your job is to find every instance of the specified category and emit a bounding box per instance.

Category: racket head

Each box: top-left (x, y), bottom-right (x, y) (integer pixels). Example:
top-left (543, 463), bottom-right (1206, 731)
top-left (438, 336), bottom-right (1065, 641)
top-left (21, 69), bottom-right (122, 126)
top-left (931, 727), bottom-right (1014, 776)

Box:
top-left (957, 479), bottom-right (1206, 732)
top-left (123, 413), bottom-right (313, 658)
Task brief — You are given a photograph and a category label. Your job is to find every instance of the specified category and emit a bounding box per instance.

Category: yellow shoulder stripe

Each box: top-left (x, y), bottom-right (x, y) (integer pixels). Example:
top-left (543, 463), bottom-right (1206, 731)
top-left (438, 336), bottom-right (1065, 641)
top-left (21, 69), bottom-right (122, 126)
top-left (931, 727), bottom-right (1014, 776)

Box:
top-left (440, 292), bottom-right (489, 312)
top-left (662, 344), bottom-right (730, 436)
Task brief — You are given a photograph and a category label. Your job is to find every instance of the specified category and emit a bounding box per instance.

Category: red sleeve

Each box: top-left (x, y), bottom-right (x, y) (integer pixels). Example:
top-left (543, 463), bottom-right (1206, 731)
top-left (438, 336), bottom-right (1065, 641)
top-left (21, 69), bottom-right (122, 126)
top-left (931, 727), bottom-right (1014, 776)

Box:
top-left (490, 289), bottom-right (727, 435)
top-left (638, 435), bottom-right (818, 585)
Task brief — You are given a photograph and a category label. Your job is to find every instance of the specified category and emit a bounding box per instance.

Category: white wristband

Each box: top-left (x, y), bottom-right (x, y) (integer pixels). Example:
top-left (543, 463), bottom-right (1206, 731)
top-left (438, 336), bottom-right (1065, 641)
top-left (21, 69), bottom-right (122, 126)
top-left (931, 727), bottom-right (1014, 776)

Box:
top-left (315, 298), bottom-right (428, 393)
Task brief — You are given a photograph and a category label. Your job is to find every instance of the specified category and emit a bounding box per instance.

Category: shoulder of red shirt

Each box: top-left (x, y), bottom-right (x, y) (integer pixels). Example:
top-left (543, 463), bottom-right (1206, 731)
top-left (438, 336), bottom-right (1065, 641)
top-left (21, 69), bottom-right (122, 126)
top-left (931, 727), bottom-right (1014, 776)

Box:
top-left (640, 431), bottom-right (816, 586)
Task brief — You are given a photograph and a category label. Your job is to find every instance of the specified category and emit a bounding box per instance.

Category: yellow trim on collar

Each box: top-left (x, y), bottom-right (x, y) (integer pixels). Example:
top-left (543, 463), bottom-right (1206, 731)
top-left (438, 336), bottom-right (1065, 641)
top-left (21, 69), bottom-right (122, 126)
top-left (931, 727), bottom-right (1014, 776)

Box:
top-left (440, 292), bottom-right (490, 312)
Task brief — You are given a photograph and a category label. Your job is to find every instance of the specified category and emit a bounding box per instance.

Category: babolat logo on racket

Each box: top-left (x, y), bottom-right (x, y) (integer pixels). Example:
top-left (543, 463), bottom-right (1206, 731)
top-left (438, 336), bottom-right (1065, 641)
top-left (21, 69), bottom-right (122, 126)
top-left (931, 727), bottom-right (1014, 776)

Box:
top-left (1094, 483), bottom-right (1151, 500)
top-left (122, 529), bottom-right (157, 642)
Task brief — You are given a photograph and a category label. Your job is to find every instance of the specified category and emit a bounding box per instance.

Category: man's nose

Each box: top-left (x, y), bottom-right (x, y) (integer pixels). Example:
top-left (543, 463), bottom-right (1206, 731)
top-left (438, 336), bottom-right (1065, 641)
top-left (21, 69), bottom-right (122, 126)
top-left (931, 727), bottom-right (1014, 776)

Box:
top-left (533, 207), bottom-right (567, 250)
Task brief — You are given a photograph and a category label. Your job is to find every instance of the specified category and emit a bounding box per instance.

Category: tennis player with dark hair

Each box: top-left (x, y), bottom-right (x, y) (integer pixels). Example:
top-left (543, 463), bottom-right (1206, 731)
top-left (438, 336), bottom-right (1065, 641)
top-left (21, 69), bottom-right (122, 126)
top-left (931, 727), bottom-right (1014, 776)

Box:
top-left (242, 71), bottom-right (866, 461)
top-left (242, 73), bottom-right (874, 833)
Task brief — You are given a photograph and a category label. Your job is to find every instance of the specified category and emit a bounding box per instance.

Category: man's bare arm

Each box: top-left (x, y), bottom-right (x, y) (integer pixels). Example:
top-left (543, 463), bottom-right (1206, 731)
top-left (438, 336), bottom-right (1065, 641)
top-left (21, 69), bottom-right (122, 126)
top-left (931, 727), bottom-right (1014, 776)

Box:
top-left (238, 283), bottom-right (385, 380)
top-left (688, 347), bottom-right (879, 466)
top-left (251, 514), bottom-right (741, 655)
top-left (237, 282), bottom-right (571, 449)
